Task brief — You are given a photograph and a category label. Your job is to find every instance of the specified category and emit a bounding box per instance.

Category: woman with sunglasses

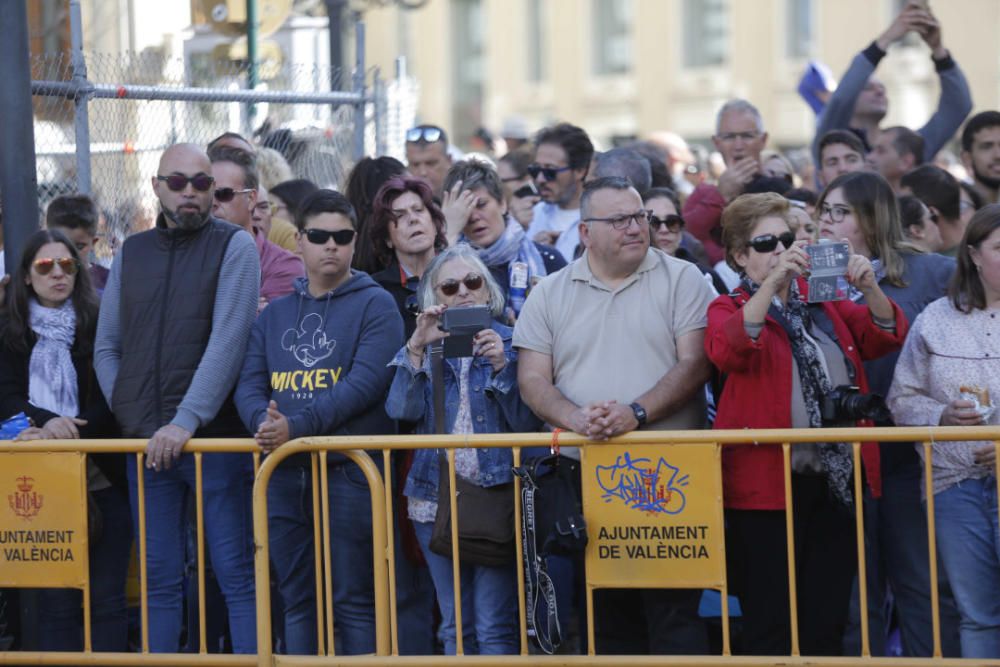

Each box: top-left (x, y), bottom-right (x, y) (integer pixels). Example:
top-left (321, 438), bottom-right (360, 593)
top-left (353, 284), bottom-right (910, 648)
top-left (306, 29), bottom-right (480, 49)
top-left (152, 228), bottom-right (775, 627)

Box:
top-left (643, 187), bottom-right (728, 295)
top-left (816, 171), bottom-right (958, 657)
top-left (385, 244), bottom-right (541, 656)
top-left (366, 177), bottom-right (450, 339)
top-left (705, 192), bottom-right (906, 656)
top-left (442, 159), bottom-right (566, 324)
top-left (0, 229), bottom-right (129, 652)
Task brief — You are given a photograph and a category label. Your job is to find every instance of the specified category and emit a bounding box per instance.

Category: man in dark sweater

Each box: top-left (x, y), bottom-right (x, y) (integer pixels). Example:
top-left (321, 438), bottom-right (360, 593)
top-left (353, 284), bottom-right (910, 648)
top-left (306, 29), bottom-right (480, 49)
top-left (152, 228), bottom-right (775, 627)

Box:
top-left (235, 189), bottom-right (403, 655)
top-left (94, 143), bottom-right (260, 654)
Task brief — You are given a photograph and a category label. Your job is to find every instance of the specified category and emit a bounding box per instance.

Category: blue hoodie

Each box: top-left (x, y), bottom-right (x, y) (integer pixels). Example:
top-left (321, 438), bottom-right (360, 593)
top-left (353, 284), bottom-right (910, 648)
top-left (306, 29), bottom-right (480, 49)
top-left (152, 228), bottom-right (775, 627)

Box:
top-left (235, 272), bottom-right (404, 443)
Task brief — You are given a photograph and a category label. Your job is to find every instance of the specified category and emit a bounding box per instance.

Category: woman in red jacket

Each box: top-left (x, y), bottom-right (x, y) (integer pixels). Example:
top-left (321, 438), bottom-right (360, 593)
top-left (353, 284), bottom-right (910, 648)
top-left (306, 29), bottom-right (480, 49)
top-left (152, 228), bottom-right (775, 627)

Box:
top-left (705, 193), bottom-right (906, 657)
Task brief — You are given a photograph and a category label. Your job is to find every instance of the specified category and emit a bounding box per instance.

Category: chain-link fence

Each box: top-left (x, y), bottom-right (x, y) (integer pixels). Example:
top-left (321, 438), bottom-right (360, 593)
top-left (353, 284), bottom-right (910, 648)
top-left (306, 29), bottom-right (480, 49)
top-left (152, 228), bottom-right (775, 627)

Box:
top-left (29, 19), bottom-right (396, 264)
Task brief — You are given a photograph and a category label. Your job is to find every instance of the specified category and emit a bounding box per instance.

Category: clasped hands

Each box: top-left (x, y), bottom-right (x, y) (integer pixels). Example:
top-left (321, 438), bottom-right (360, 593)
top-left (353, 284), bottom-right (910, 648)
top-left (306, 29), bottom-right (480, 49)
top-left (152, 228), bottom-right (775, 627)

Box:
top-left (567, 400), bottom-right (640, 441)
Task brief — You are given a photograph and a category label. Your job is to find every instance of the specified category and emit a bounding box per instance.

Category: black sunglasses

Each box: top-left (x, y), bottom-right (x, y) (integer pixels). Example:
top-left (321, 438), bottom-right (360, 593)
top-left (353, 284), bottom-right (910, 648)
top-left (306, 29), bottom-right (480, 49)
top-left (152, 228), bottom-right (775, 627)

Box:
top-left (435, 273), bottom-right (484, 297)
top-left (650, 214), bottom-right (685, 233)
top-left (748, 232), bottom-right (796, 253)
top-left (214, 187), bottom-right (254, 203)
top-left (304, 228), bottom-right (356, 245)
top-left (406, 126), bottom-right (443, 143)
top-left (527, 164), bottom-right (572, 181)
top-left (157, 173), bottom-right (214, 192)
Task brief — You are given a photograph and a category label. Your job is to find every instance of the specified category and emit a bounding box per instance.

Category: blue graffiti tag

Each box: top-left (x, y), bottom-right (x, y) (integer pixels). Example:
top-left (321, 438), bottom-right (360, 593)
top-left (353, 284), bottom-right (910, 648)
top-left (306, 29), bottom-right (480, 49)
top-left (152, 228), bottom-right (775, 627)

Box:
top-left (595, 452), bottom-right (689, 514)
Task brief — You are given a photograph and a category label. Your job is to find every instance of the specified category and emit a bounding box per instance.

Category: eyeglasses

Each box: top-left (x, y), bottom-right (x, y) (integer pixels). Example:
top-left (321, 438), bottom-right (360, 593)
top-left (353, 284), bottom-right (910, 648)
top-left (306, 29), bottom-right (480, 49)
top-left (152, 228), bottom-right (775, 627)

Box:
top-left (819, 202), bottom-right (852, 223)
top-left (716, 131), bottom-right (762, 143)
top-left (33, 257), bottom-right (79, 276)
top-left (649, 214), bottom-right (685, 233)
top-left (214, 187), bottom-right (255, 203)
top-left (406, 126), bottom-right (443, 143)
top-left (435, 273), bottom-right (484, 296)
top-left (527, 164), bottom-right (572, 181)
top-left (303, 228), bottom-right (356, 245)
top-left (584, 210), bottom-right (651, 230)
top-left (157, 173), bottom-right (214, 192)
top-left (748, 232), bottom-right (795, 253)
top-left (255, 201), bottom-right (277, 215)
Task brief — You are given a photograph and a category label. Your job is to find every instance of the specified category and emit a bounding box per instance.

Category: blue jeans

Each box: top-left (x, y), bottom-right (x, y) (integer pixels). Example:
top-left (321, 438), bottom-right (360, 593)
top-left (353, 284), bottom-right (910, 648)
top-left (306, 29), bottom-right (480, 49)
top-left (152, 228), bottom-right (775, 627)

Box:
top-left (934, 475), bottom-right (1000, 659)
top-left (412, 520), bottom-right (518, 655)
top-left (267, 460), bottom-right (376, 655)
top-left (843, 464), bottom-right (961, 657)
top-left (38, 484), bottom-right (133, 651)
top-left (127, 453), bottom-right (256, 654)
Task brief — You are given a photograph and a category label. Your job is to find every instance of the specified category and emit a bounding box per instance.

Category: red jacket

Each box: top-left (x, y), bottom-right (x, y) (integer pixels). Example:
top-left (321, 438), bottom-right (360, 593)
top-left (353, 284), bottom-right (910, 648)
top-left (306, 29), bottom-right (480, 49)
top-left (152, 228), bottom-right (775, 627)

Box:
top-left (705, 282), bottom-right (908, 510)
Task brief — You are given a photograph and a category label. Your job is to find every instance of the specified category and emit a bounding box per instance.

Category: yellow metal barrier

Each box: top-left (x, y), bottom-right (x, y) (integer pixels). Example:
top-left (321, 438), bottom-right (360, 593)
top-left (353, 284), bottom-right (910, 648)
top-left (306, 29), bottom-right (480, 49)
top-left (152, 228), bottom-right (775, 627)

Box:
top-left (2, 427), bottom-right (1000, 666)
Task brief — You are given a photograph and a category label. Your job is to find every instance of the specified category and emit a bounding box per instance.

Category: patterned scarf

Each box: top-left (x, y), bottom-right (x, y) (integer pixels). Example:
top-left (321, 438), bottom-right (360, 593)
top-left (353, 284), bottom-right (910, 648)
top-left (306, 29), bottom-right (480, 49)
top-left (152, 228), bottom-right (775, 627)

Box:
top-left (741, 276), bottom-right (854, 507)
top-left (464, 217), bottom-right (548, 316)
top-left (28, 298), bottom-right (79, 418)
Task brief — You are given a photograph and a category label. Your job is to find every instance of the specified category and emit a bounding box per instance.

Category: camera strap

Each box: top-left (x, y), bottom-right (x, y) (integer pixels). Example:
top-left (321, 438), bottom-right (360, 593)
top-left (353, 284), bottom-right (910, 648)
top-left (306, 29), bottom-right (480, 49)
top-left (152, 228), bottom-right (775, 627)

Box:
top-left (431, 343), bottom-right (446, 435)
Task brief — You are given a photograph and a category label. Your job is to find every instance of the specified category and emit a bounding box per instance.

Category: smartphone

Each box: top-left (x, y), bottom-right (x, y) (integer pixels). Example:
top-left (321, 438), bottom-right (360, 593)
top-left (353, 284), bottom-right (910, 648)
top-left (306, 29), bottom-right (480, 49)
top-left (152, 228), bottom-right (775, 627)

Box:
top-left (513, 181), bottom-right (539, 199)
top-left (805, 240), bottom-right (850, 302)
top-left (439, 305), bottom-right (492, 358)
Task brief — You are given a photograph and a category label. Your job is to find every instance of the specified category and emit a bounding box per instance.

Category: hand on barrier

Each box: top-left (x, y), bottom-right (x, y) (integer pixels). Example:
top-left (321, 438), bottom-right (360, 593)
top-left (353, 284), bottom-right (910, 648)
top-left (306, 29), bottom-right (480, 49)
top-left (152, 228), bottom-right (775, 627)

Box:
top-left (145, 424), bottom-right (191, 471)
top-left (14, 426), bottom-right (47, 441)
top-left (42, 415), bottom-right (88, 439)
top-left (587, 400), bottom-right (640, 440)
top-left (255, 400), bottom-right (290, 453)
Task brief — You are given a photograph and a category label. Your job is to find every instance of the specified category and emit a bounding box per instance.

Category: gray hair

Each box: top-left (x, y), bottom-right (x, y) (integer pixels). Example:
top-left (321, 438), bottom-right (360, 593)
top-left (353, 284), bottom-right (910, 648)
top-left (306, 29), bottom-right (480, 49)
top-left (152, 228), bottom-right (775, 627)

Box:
top-left (715, 99), bottom-right (765, 135)
top-left (592, 148), bottom-right (652, 195)
top-left (417, 243), bottom-right (506, 318)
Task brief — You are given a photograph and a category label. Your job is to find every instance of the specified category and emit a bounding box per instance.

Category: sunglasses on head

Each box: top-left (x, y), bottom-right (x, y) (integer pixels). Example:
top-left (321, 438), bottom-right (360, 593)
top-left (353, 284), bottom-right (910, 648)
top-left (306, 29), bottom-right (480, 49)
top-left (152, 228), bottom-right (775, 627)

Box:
top-left (649, 214), bottom-right (685, 233)
top-left (157, 173), bottom-right (214, 192)
top-left (304, 228), bottom-right (356, 245)
top-left (436, 273), bottom-right (484, 297)
top-left (214, 187), bottom-right (255, 203)
top-left (33, 257), bottom-right (79, 276)
top-left (527, 164), bottom-right (572, 181)
top-left (748, 232), bottom-right (796, 253)
top-left (406, 126), bottom-right (443, 143)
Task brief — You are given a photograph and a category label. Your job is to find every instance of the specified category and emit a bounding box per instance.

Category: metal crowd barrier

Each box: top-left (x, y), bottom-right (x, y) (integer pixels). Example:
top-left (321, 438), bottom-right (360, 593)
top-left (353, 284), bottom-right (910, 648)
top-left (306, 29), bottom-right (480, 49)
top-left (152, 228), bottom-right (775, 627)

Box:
top-left (1, 427), bottom-right (999, 666)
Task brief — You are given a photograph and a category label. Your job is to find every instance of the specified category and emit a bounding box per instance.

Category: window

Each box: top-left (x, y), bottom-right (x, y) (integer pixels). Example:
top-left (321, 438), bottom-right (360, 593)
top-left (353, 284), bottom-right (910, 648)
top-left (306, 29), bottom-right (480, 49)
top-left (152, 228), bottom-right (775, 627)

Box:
top-left (450, 0), bottom-right (484, 146)
top-left (592, 0), bottom-right (633, 76)
top-left (683, 0), bottom-right (728, 68)
top-left (526, 0), bottom-right (546, 82)
top-left (786, 0), bottom-right (813, 58)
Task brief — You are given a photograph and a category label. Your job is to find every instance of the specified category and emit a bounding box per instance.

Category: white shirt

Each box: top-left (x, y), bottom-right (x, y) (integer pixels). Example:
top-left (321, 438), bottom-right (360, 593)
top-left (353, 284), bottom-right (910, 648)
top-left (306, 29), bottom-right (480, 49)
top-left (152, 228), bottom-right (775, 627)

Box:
top-left (527, 202), bottom-right (581, 261)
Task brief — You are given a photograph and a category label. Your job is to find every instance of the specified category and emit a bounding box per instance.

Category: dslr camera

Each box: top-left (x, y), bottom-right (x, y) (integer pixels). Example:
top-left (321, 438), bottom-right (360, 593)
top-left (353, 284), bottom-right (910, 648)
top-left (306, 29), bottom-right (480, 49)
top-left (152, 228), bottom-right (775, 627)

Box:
top-left (820, 385), bottom-right (891, 424)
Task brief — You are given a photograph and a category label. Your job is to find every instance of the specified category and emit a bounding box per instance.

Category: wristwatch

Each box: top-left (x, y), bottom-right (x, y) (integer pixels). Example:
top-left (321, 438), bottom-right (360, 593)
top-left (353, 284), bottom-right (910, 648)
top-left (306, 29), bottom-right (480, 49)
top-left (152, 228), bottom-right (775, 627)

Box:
top-left (629, 402), bottom-right (647, 427)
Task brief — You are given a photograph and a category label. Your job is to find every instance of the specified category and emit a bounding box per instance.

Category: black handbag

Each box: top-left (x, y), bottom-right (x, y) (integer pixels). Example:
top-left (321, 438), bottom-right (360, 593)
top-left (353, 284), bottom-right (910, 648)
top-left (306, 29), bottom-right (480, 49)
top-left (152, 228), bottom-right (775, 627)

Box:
top-left (513, 453), bottom-right (588, 654)
top-left (427, 344), bottom-right (516, 567)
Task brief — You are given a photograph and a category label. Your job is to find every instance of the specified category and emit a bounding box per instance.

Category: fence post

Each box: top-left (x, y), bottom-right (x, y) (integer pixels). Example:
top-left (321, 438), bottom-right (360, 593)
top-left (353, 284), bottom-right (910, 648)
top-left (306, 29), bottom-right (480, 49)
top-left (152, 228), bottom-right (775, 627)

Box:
top-left (352, 18), bottom-right (366, 161)
top-left (70, 0), bottom-right (92, 195)
top-left (0, 0), bottom-right (39, 269)
top-left (373, 67), bottom-right (387, 157)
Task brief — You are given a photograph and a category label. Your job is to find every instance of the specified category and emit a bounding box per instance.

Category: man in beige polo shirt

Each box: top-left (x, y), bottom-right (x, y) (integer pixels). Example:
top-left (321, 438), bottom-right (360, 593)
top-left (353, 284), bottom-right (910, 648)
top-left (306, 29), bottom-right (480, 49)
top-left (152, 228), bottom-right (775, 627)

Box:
top-left (513, 175), bottom-right (716, 655)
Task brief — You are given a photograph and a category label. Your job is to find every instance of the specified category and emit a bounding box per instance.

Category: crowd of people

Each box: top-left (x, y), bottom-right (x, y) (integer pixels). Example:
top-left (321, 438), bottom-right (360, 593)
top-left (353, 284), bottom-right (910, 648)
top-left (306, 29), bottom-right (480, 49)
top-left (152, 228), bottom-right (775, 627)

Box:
top-left (2, 0), bottom-right (1000, 659)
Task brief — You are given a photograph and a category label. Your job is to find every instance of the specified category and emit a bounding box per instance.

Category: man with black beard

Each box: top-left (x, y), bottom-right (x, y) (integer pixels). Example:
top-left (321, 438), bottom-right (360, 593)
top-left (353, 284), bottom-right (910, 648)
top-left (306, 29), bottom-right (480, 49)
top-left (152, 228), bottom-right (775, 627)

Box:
top-left (95, 143), bottom-right (261, 653)
top-left (961, 111), bottom-right (1000, 205)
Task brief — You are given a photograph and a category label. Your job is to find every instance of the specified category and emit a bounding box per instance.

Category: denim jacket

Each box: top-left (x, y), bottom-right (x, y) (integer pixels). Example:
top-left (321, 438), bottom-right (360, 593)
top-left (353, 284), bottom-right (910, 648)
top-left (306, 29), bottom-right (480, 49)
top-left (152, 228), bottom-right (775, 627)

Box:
top-left (385, 321), bottom-right (541, 502)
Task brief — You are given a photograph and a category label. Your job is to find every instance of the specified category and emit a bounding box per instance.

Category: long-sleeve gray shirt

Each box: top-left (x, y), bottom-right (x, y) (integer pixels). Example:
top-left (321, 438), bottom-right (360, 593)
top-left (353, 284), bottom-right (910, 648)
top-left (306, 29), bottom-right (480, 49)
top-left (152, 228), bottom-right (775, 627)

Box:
top-left (94, 229), bottom-right (260, 434)
top-left (813, 42), bottom-right (973, 164)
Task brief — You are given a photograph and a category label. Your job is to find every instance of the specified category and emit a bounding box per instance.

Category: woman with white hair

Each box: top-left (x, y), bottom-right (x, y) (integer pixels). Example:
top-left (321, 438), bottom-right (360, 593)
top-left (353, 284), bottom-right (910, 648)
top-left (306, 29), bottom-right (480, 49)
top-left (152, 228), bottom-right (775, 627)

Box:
top-left (385, 243), bottom-right (540, 655)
